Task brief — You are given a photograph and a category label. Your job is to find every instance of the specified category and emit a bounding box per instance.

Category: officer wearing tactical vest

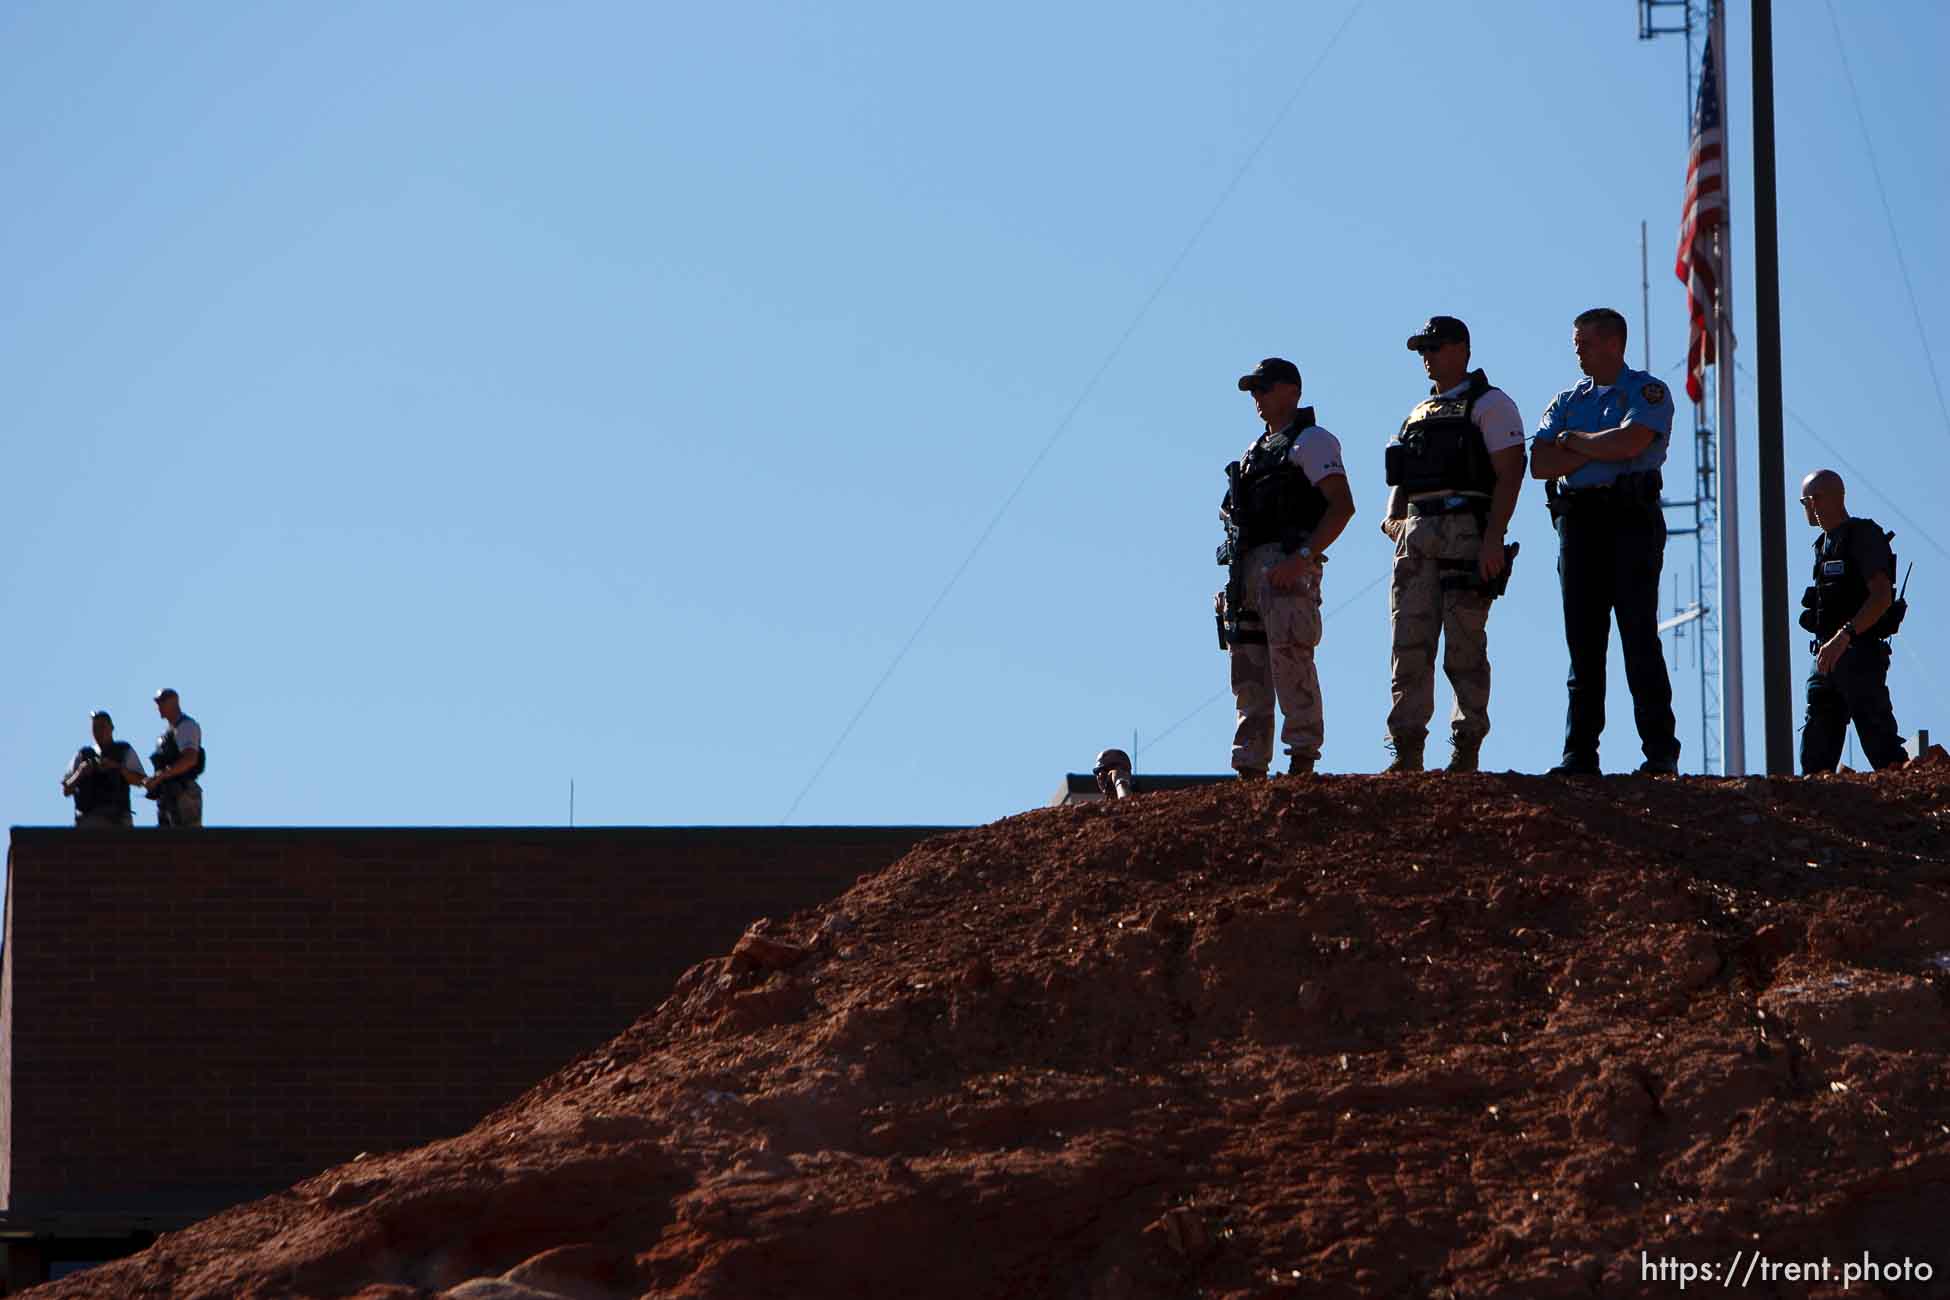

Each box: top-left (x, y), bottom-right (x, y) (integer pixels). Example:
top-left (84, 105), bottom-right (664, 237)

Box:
top-left (1530, 307), bottom-right (1682, 776)
top-left (1797, 469), bottom-right (1908, 772)
top-left (1380, 316), bottom-right (1526, 774)
top-left (144, 687), bottom-right (206, 827)
top-left (60, 710), bottom-right (147, 828)
top-left (1217, 357), bottom-right (1356, 778)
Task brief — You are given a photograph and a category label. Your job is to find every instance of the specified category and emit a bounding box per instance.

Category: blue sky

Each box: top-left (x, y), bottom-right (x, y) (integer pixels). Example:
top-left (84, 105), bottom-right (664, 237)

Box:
top-left (3, 0), bottom-right (1945, 831)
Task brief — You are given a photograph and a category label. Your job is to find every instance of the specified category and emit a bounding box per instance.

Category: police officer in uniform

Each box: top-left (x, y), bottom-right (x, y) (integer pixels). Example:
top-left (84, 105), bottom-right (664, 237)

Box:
top-left (1381, 316), bottom-right (1526, 773)
top-left (60, 710), bottom-right (146, 828)
top-left (1530, 307), bottom-right (1681, 775)
top-left (1797, 469), bottom-right (1907, 772)
top-left (1217, 358), bottom-right (1356, 778)
top-left (145, 687), bottom-right (206, 826)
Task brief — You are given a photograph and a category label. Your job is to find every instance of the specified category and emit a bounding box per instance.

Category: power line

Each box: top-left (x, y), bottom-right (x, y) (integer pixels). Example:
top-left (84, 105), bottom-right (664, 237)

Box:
top-left (1894, 640), bottom-right (1950, 731)
top-left (1821, 0), bottom-right (1950, 440)
top-left (1139, 569), bottom-right (1389, 755)
top-left (1736, 361), bottom-right (1950, 566)
top-left (778, 0), bottom-right (1372, 823)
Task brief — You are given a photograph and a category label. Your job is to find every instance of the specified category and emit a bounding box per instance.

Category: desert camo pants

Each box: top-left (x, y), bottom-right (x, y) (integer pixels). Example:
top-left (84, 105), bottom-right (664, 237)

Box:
top-left (1387, 511), bottom-right (1492, 749)
top-left (1230, 542), bottom-right (1324, 771)
top-left (157, 780), bottom-right (203, 828)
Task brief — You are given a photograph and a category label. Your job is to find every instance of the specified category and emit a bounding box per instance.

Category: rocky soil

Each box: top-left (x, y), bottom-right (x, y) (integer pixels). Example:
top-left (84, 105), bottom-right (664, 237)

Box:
top-left (35, 762), bottom-right (1950, 1299)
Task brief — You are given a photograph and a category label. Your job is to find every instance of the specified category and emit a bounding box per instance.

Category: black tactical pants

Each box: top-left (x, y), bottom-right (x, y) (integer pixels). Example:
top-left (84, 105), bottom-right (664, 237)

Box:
top-left (73, 807), bottom-right (133, 829)
top-left (1555, 497), bottom-right (1680, 767)
top-left (1800, 639), bottom-right (1906, 772)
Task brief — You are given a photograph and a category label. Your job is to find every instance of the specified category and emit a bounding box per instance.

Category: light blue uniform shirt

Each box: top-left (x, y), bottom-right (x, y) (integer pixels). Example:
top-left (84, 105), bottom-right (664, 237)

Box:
top-left (1531, 367), bottom-right (1676, 489)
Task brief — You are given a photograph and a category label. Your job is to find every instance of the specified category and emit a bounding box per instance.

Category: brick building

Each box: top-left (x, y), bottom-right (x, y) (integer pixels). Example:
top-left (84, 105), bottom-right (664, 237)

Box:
top-left (0, 825), bottom-right (946, 1287)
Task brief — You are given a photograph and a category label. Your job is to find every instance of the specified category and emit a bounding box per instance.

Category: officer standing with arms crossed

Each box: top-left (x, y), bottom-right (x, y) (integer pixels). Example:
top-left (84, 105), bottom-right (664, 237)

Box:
top-left (1380, 316), bottom-right (1526, 773)
top-left (1530, 307), bottom-right (1682, 775)
top-left (1217, 358), bottom-right (1356, 778)
top-left (1797, 468), bottom-right (1908, 772)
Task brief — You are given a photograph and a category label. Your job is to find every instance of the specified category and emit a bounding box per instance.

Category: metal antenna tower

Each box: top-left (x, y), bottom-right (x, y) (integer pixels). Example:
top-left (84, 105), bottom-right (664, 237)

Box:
top-left (1641, 0), bottom-right (1726, 775)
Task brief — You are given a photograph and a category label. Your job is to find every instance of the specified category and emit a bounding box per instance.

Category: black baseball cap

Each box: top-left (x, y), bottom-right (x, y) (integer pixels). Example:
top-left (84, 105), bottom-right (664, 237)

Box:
top-left (1237, 357), bottom-right (1302, 391)
top-left (1406, 316), bottom-right (1470, 351)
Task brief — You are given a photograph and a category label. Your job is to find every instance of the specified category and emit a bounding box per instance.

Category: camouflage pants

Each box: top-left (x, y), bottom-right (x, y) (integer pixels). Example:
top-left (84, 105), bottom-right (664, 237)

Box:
top-left (1387, 512), bottom-right (1492, 748)
top-left (157, 780), bottom-right (203, 828)
top-left (1230, 542), bottom-right (1324, 771)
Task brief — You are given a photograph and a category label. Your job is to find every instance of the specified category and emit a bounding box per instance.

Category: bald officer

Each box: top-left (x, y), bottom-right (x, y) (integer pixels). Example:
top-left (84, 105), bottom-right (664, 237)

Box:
top-left (1530, 307), bottom-right (1681, 776)
top-left (1798, 469), bottom-right (1907, 772)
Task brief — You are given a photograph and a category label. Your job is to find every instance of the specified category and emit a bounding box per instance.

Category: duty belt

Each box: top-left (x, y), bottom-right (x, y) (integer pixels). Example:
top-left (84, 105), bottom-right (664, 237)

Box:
top-left (1557, 470), bottom-right (1662, 502)
top-left (1407, 493), bottom-right (1488, 518)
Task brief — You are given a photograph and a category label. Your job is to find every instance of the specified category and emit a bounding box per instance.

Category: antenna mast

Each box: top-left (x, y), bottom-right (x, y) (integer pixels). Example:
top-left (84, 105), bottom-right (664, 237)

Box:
top-left (1638, 0), bottom-right (1735, 776)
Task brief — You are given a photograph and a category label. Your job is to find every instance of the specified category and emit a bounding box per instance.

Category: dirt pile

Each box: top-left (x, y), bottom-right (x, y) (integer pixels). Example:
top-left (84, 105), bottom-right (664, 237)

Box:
top-left (37, 769), bottom-right (1950, 1299)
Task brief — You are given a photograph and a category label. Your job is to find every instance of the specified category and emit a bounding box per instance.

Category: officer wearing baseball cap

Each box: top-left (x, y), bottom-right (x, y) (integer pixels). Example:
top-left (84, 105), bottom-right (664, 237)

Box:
top-left (59, 710), bottom-right (147, 828)
top-left (1380, 316), bottom-right (1527, 773)
top-left (1215, 356), bottom-right (1356, 777)
top-left (1405, 317), bottom-right (1470, 351)
top-left (1236, 357), bottom-right (1302, 391)
top-left (145, 687), bottom-right (206, 826)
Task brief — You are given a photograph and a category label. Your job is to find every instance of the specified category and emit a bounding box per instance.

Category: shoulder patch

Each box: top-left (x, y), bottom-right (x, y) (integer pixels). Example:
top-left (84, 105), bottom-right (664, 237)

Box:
top-left (1642, 380), bottom-right (1668, 406)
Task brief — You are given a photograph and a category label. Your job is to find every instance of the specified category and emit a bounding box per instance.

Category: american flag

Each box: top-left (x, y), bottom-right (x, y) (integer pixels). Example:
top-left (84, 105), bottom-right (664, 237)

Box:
top-left (1675, 34), bottom-right (1725, 406)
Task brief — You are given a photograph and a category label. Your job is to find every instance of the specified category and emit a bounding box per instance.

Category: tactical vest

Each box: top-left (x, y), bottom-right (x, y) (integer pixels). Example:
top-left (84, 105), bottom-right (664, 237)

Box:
top-left (1225, 408), bottom-right (1331, 551)
top-left (1385, 371), bottom-right (1497, 494)
top-left (72, 742), bottom-right (135, 816)
top-left (151, 727), bottom-right (208, 788)
top-left (1803, 517), bottom-right (1903, 641)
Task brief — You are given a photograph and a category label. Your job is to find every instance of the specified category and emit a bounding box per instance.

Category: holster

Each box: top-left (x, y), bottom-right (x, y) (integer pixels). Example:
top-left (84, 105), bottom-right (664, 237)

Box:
top-left (1215, 588), bottom-right (1266, 649)
top-left (1437, 542), bottom-right (1520, 600)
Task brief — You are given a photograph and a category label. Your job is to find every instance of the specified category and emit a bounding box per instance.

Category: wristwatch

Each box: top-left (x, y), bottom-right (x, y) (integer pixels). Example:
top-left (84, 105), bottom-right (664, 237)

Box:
top-left (1296, 545), bottom-right (1314, 559)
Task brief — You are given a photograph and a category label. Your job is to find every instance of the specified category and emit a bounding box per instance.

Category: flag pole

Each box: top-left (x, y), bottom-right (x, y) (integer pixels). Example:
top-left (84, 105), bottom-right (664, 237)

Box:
top-left (1713, 0), bottom-right (1746, 775)
top-left (1750, 0), bottom-right (1793, 774)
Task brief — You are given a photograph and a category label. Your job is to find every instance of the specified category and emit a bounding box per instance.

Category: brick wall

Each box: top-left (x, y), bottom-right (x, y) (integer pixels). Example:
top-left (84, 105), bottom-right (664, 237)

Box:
top-left (0, 826), bottom-right (947, 1220)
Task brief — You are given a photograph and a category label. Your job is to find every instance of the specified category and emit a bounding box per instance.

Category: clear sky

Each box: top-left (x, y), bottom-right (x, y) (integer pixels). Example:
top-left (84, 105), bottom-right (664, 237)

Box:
top-left (3, 0), bottom-right (1945, 832)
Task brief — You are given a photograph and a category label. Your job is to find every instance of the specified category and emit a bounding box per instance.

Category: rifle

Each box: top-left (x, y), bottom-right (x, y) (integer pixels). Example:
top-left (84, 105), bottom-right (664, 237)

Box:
top-left (1215, 461), bottom-right (1263, 649)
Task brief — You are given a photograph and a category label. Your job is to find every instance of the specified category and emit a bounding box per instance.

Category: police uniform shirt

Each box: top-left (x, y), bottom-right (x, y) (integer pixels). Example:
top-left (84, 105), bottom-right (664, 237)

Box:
top-left (1408, 379), bottom-right (1524, 500)
top-left (1822, 519), bottom-right (1895, 585)
top-left (1531, 367), bottom-right (1675, 489)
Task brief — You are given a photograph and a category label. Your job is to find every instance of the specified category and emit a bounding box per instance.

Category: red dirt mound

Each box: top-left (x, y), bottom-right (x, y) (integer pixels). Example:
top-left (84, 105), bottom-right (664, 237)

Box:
top-left (33, 769), bottom-right (1950, 1300)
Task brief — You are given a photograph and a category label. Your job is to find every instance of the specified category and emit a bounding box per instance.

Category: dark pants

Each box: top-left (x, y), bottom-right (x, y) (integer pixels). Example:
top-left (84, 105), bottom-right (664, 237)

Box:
top-left (1555, 500), bottom-right (1679, 765)
top-left (1801, 639), bottom-right (1906, 772)
top-left (73, 807), bottom-right (133, 829)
